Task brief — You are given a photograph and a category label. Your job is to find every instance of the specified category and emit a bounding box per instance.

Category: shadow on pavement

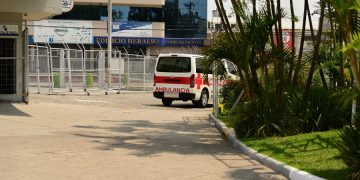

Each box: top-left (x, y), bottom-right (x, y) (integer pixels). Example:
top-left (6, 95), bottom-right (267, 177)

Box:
top-left (0, 103), bottom-right (31, 117)
top-left (227, 168), bottom-right (283, 180)
top-left (73, 118), bottom-right (230, 155)
top-left (73, 118), bottom-right (283, 179)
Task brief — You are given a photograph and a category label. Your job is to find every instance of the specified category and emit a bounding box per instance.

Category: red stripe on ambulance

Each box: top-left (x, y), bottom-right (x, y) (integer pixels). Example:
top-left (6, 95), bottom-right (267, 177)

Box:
top-left (196, 73), bottom-right (202, 89)
top-left (155, 76), bottom-right (191, 84)
top-left (154, 73), bottom-right (211, 90)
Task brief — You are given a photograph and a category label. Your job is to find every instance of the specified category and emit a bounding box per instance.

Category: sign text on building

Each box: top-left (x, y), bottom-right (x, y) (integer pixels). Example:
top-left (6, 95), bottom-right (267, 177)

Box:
top-left (94, 37), bottom-right (204, 47)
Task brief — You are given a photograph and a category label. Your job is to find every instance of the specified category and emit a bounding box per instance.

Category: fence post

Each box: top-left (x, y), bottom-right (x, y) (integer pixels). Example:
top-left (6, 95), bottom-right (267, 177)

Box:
top-left (98, 51), bottom-right (106, 90)
top-left (46, 45), bottom-right (54, 93)
top-left (122, 47), bottom-right (130, 91)
top-left (81, 44), bottom-right (88, 94)
top-left (35, 45), bottom-right (40, 94)
top-left (118, 50), bottom-right (122, 94)
top-left (66, 49), bottom-right (73, 92)
top-left (49, 48), bottom-right (54, 93)
top-left (76, 44), bottom-right (86, 93)
top-left (213, 63), bottom-right (219, 117)
top-left (59, 49), bottom-right (65, 88)
top-left (143, 55), bottom-right (146, 92)
top-left (107, 50), bottom-right (112, 90)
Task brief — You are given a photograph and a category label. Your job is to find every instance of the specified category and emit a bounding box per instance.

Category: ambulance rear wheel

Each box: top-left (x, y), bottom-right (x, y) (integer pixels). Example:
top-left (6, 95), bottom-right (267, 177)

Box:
top-left (195, 90), bottom-right (208, 108)
top-left (162, 98), bottom-right (173, 106)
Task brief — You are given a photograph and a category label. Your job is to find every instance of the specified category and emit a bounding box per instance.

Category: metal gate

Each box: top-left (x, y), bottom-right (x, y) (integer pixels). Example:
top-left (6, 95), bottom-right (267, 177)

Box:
top-left (28, 45), bottom-right (159, 95)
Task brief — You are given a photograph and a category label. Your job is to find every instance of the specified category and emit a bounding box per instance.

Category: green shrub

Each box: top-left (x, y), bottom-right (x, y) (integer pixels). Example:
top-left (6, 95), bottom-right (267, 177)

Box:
top-left (86, 73), bottom-right (94, 88)
top-left (287, 88), bottom-right (351, 133)
top-left (232, 89), bottom-right (292, 138)
top-left (231, 87), bottom-right (351, 138)
top-left (338, 119), bottom-right (360, 179)
top-left (53, 72), bottom-right (60, 88)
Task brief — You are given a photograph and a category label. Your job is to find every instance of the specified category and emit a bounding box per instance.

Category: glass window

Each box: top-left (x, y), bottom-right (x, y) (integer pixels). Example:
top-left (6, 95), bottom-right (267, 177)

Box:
top-left (52, 0), bottom-right (208, 38)
top-left (165, 0), bottom-right (207, 38)
top-left (156, 57), bottom-right (191, 72)
top-left (53, 5), bottom-right (107, 20)
top-left (196, 58), bottom-right (205, 73)
top-left (111, 6), bottom-right (163, 22)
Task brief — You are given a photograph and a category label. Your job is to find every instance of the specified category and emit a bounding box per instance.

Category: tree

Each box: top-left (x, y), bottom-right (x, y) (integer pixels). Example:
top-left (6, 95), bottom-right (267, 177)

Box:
top-left (327, 0), bottom-right (360, 88)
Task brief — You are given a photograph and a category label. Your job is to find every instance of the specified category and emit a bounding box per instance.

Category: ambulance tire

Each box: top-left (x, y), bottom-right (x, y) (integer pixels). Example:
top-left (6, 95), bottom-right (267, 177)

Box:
top-left (194, 90), bottom-right (208, 108)
top-left (162, 98), bottom-right (173, 106)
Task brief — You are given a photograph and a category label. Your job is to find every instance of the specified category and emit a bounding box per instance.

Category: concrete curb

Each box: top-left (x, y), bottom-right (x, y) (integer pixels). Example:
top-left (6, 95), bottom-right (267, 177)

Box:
top-left (209, 114), bottom-right (325, 180)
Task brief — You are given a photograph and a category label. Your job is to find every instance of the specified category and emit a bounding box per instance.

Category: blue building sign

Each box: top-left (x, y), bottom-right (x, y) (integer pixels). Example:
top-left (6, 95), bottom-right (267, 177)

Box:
top-left (94, 37), bottom-right (204, 47)
top-left (164, 38), bottom-right (204, 47)
top-left (95, 37), bottom-right (162, 46)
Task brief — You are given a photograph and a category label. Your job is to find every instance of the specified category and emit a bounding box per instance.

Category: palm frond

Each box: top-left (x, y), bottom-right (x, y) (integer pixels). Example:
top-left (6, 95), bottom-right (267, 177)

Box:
top-left (342, 32), bottom-right (360, 51)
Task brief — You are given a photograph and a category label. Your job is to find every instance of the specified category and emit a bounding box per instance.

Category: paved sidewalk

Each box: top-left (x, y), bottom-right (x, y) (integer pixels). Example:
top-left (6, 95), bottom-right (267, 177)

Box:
top-left (0, 93), bottom-right (286, 180)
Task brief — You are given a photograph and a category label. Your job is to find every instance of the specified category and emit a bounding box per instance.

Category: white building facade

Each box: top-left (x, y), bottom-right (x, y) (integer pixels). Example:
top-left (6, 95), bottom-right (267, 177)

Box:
top-left (0, 0), bottom-right (62, 102)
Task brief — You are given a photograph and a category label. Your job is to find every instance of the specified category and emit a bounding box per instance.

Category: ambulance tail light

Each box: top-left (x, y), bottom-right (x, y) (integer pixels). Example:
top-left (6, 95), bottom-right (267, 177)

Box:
top-left (153, 74), bottom-right (156, 86)
top-left (190, 74), bottom-right (195, 88)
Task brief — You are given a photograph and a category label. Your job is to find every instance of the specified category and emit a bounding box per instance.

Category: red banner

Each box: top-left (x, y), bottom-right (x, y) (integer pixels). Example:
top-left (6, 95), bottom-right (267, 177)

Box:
top-left (274, 30), bottom-right (293, 48)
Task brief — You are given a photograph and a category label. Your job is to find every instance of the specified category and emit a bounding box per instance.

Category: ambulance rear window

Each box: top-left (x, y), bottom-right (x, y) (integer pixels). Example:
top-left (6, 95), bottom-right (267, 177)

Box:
top-left (156, 57), bottom-right (191, 72)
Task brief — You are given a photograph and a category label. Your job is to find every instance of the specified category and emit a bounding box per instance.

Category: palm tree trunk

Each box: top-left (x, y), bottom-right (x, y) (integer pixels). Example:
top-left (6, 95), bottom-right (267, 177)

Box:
top-left (339, 35), bottom-right (345, 87)
top-left (237, 66), bottom-right (249, 91)
top-left (215, 0), bottom-right (236, 41)
top-left (230, 0), bottom-right (245, 34)
top-left (327, 3), bottom-right (344, 88)
top-left (275, 0), bottom-right (284, 101)
top-left (305, 0), bottom-right (327, 89)
top-left (214, 0), bottom-right (230, 35)
top-left (266, 0), bottom-right (275, 47)
top-left (264, 0), bottom-right (273, 86)
top-left (269, 0), bottom-right (280, 88)
top-left (287, 0), bottom-right (296, 83)
top-left (342, 12), bottom-right (360, 87)
top-left (270, 0), bottom-right (279, 46)
top-left (292, 0), bottom-right (308, 85)
top-left (304, 0), bottom-right (326, 95)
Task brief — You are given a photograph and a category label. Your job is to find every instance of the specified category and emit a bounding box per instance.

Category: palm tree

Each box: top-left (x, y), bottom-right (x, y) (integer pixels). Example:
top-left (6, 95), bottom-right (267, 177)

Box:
top-left (208, 0), bottom-right (291, 98)
top-left (327, 0), bottom-right (360, 88)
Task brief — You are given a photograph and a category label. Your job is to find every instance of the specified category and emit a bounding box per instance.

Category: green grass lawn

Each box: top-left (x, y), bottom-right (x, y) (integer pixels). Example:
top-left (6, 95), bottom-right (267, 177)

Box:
top-left (241, 130), bottom-right (351, 180)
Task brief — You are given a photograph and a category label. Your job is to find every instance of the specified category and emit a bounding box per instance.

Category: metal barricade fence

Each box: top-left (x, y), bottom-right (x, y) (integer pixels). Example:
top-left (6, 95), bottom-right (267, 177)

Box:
top-left (28, 45), bottom-right (51, 93)
top-left (108, 51), bottom-right (157, 92)
top-left (67, 49), bottom-right (85, 92)
top-left (83, 50), bottom-right (103, 92)
top-left (28, 45), bottom-right (160, 95)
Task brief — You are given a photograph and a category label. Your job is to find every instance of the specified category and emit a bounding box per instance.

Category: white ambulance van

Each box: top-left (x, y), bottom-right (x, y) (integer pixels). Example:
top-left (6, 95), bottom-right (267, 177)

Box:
top-left (153, 54), bottom-right (237, 107)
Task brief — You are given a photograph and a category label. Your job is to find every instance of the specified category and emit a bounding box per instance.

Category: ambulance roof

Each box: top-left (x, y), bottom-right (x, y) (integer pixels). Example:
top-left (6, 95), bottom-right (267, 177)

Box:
top-left (158, 54), bottom-right (204, 58)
